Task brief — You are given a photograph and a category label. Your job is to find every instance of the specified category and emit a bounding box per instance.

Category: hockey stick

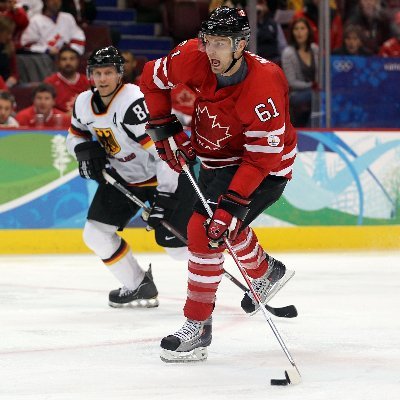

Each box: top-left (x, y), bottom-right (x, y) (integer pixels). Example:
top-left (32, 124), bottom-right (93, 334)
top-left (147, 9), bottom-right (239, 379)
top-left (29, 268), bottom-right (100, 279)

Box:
top-left (102, 171), bottom-right (297, 319)
top-left (178, 160), bottom-right (301, 384)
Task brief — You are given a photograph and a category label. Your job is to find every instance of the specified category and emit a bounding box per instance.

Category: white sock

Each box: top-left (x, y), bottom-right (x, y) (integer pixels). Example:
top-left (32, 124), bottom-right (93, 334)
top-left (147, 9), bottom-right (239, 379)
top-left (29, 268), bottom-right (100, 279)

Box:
top-left (104, 244), bottom-right (145, 290)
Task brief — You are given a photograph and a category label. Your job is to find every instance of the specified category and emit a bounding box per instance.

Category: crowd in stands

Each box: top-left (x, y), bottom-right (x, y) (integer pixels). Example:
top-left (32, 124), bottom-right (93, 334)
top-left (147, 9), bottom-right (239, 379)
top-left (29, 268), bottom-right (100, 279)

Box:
top-left (0, 0), bottom-right (399, 129)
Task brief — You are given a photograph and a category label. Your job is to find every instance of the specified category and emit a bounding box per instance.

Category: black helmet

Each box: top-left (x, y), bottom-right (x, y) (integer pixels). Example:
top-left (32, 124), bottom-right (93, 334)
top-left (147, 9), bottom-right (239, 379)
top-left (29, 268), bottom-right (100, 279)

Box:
top-left (86, 46), bottom-right (125, 79)
top-left (200, 7), bottom-right (251, 50)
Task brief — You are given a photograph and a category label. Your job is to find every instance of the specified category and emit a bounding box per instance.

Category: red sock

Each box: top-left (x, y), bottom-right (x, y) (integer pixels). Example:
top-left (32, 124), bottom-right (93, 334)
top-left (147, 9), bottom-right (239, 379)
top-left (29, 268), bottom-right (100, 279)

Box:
top-left (231, 227), bottom-right (268, 279)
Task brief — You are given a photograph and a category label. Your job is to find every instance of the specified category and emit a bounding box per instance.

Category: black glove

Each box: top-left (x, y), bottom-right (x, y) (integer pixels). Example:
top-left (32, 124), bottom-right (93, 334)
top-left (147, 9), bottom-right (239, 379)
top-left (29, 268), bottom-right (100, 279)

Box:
top-left (142, 191), bottom-right (177, 230)
top-left (75, 141), bottom-right (107, 183)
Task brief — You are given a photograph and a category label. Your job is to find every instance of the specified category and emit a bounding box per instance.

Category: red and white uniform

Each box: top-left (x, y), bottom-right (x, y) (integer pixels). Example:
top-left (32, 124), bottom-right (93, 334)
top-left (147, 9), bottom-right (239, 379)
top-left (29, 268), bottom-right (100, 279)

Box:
top-left (140, 39), bottom-right (296, 199)
top-left (141, 39), bottom-right (297, 321)
top-left (45, 72), bottom-right (90, 113)
top-left (379, 38), bottom-right (400, 57)
top-left (20, 12), bottom-right (86, 55)
top-left (15, 106), bottom-right (70, 128)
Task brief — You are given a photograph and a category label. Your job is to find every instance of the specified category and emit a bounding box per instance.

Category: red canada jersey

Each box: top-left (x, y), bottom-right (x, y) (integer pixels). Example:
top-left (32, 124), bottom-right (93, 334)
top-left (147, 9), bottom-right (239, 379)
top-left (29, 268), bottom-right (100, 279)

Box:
top-left (15, 106), bottom-right (70, 128)
top-left (45, 72), bottom-right (90, 113)
top-left (379, 38), bottom-right (400, 57)
top-left (140, 39), bottom-right (297, 198)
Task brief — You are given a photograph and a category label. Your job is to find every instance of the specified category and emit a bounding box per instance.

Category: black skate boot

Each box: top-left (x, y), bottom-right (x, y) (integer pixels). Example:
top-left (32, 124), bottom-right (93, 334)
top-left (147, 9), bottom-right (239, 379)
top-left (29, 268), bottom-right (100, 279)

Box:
top-left (160, 317), bottom-right (212, 363)
top-left (108, 266), bottom-right (159, 308)
top-left (241, 255), bottom-right (295, 315)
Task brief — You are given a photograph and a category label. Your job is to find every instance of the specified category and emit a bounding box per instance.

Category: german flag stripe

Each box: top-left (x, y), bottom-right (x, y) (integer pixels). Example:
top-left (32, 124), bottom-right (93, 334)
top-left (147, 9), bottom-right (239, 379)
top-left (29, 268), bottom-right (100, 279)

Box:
top-left (69, 125), bottom-right (92, 139)
top-left (103, 239), bottom-right (129, 266)
top-left (140, 135), bottom-right (153, 150)
top-left (126, 176), bottom-right (158, 187)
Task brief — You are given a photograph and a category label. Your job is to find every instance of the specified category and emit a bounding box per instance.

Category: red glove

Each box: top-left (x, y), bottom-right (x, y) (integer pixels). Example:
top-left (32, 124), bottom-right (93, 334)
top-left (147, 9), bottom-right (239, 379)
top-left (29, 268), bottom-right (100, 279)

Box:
top-left (146, 114), bottom-right (195, 173)
top-left (206, 192), bottom-right (250, 247)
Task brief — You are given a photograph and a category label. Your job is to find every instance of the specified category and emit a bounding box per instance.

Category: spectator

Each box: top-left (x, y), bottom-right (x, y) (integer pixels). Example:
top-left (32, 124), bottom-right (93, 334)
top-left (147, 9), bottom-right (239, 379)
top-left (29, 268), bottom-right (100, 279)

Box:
top-left (16, 0), bottom-right (42, 19)
top-left (121, 50), bottom-right (139, 85)
top-left (333, 24), bottom-right (372, 55)
top-left (0, 74), bottom-right (6, 89)
top-left (294, 0), bottom-right (343, 50)
top-left (0, 0), bottom-right (29, 48)
top-left (379, 10), bottom-right (400, 57)
top-left (44, 46), bottom-right (89, 113)
top-left (20, 0), bottom-right (85, 56)
top-left (0, 91), bottom-right (18, 127)
top-left (256, 0), bottom-right (287, 64)
top-left (0, 15), bottom-right (18, 88)
top-left (61, 0), bottom-right (96, 27)
top-left (15, 82), bottom-right (69, 128)
top-left (281, 17), bottom-right (318, 127)
top-left (345, 0), bottom-right (391, 54)
top-left (208, 0), bottom-right (245, 13)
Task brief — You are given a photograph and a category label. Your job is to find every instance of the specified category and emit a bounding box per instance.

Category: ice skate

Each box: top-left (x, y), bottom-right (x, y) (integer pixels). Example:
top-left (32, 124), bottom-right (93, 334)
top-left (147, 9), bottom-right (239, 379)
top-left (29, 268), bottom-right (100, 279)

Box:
top-left (160, 317), bottom-right (212, 363)
top-left (108, 266), bottom-right (159, 308)
top-left (241, 255), bottom-right (295, 316)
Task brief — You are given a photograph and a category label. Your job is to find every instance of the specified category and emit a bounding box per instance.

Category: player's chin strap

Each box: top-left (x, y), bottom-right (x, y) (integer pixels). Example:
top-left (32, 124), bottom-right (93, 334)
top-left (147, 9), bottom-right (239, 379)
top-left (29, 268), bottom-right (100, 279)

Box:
top-left (176, 153), bottom-right (302, 383)
top-left (99, 81), bottom-right (123, 98)
top-left (90, 76), bottom-right (123, 97)
top-left (222, 53), bottom-right (243, 75)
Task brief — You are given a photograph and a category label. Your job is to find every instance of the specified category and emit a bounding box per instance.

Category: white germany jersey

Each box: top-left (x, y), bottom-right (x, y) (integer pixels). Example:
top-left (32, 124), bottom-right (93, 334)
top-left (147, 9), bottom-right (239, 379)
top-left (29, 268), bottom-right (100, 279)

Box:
top-left (66, 84), bottom-right (178, 192)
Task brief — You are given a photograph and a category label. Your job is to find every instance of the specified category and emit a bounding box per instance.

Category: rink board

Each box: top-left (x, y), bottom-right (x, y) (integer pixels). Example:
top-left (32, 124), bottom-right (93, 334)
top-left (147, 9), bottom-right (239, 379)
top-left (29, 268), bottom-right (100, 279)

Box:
top-left (1, 129), bottom-right (400, 253)
top-left (0, 225), bottom-right (399, 254)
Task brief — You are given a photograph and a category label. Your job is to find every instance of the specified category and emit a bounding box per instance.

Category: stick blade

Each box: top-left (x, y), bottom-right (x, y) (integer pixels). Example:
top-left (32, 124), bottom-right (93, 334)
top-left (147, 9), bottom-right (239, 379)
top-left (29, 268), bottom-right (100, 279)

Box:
top-left (263, 303), bottom-right (298, 318)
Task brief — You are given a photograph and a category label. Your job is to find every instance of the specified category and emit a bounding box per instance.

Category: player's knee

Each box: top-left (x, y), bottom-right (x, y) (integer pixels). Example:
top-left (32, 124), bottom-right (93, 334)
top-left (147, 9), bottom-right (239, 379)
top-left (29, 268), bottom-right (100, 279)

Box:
top-left (83, 220), bottom-right (119, 257)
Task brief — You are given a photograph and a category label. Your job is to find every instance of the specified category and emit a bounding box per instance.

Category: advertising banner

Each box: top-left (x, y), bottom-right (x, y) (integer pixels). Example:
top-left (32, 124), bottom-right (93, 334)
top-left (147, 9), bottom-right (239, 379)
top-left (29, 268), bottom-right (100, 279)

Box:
top-left (331, 56), bottom-right (400, 128)
top-left (1, 129), bottom-right (400, 229)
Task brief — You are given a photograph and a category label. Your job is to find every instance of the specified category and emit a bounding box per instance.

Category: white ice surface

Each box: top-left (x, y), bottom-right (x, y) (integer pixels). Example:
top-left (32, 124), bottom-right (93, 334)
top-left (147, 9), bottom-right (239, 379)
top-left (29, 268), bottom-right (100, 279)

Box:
top-left (0, 251), bottom-right (400, 400)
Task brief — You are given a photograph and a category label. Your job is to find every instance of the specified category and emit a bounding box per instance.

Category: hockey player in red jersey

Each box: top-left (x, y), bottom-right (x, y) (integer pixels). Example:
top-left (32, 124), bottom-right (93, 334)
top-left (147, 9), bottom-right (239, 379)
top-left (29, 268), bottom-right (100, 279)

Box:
top-left (140, 7), bottom-right (297, 363)
top-left (66, 46), bottom-right (196, 309)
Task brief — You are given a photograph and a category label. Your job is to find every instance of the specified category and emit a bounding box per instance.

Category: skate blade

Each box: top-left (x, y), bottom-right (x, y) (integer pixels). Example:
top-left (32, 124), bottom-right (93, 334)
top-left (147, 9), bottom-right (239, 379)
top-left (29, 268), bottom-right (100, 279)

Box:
top-left (250, 269), bottom-right (295, 316)
top-left (108, 297), bottom-right (159, 309)
top-left (160, 347), bottom-right (208, 363)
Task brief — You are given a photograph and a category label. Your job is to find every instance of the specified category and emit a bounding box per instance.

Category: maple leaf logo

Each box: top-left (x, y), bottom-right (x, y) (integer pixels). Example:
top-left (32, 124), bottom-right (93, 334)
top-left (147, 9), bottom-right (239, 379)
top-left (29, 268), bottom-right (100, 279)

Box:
top-left (195, 105), bottom-right (231, 150)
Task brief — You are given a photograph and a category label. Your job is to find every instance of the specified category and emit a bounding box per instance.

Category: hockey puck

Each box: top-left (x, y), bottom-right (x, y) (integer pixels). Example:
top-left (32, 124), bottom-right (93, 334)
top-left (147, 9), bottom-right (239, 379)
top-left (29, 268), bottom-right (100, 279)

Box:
top-left (270, 379), bottom-right (288, 386)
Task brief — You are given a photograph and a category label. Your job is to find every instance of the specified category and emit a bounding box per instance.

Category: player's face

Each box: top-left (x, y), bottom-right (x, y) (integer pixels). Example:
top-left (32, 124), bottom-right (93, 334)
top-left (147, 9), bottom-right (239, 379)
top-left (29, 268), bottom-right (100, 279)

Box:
top-left (33, 92), bottom-right (55, 116)
top-left (203, 35), bottom-right (235, 75)
top-left (292, 21), bottom-right (309, 46)
top-left (58, 50), bottom-right (79, 76)
top-left (0, 99), bottom-right (12, 124)
top-left (91, 66), bottom-right (120, 96)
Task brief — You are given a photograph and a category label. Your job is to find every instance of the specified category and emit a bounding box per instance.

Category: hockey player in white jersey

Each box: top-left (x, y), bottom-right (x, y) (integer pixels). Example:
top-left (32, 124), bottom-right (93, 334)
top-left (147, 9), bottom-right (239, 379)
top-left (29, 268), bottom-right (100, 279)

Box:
top-left (66, 46), bottom-right (195, 308)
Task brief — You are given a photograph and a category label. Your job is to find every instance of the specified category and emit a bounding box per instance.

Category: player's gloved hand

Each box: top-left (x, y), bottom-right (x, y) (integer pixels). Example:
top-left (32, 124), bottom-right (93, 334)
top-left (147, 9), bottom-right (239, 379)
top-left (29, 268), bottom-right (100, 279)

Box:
top-left (74, 141), bottom-right (107, 183)
top-left (142, 191), bottom-right (177, 230)
top-left (146, 114), bottom-right (195, 173)
top-left (206, 192), bottom-right (250, 247)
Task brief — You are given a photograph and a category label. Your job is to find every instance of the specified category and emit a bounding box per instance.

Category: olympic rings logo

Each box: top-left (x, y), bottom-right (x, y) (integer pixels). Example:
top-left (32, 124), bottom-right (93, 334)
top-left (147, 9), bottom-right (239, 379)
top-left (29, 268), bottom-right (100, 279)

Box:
top-left (333, 60), bottom-right (354, 72)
